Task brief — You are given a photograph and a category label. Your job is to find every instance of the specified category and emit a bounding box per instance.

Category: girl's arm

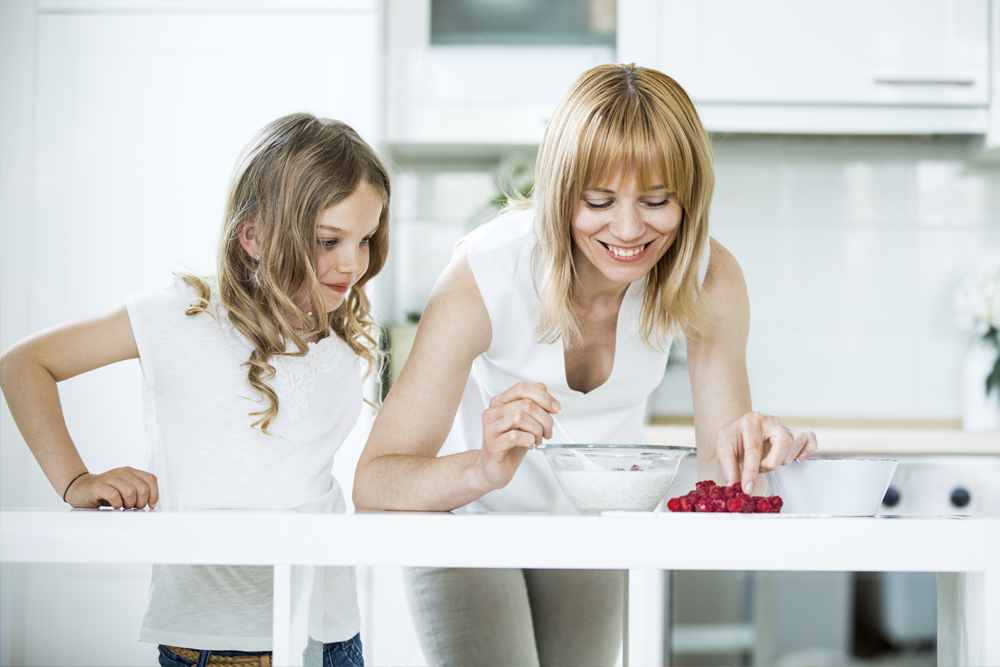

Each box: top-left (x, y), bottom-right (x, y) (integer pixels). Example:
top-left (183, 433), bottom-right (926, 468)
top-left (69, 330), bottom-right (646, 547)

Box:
top-left (686, 239), bottom-right (818, 495)
top-left (0, 305), bottom-right (158, 509)
top-left (353, 244), bottom-right (559, 512)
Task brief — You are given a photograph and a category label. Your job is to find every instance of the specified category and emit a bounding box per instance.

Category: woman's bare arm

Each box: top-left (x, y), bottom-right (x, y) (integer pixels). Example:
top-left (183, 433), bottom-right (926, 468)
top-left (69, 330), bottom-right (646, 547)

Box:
top-left (0, 305), bottom-right (158, 508)
top-left (353, 245), bottom-right (559, 511)
top-left (686, 239), bottom-right (817, 494)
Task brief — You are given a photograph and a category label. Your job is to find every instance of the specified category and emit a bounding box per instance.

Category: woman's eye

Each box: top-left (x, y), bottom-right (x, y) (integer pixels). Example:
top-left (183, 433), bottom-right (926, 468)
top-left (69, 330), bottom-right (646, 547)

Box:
top-left (318, 238), bottom-right (337, 249)
top-left (584, 200), bottom-right (613, 210)
top-left (645, 198), bottom-right (670, 208)
top-left (361, 236), bottom-right (375, 246)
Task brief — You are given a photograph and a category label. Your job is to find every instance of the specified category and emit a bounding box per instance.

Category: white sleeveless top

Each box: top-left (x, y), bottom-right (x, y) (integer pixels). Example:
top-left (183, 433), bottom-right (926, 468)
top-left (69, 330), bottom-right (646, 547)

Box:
top-left (443, 209), bottom-right (710, 513)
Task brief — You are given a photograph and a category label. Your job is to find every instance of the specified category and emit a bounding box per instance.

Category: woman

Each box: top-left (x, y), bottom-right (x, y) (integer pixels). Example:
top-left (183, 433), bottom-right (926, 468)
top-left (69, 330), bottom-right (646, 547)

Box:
top-left (353, 64), bottom-right (818, 666)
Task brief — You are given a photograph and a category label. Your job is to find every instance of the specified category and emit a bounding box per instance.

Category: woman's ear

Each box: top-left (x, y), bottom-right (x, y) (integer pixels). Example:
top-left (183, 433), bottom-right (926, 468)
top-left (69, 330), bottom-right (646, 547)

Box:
top-left (237, 221), bottom-right (261, 260)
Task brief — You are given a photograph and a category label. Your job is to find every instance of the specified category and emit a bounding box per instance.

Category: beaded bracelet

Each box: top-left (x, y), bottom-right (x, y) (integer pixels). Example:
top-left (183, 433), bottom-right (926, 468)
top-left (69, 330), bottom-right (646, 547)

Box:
top-left (62, 472), bottom-right (89, 503)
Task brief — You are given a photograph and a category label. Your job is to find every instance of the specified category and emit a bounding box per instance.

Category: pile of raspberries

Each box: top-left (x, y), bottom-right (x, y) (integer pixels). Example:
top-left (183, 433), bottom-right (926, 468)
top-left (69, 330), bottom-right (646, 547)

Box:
top-left (666, 480), bottom-right (783, 513)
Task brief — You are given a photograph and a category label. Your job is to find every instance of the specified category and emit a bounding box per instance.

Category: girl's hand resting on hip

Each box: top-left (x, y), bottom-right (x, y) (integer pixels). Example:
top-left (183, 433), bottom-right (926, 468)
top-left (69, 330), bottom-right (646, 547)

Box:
top-left (65, 467), bottom-right (159, 509)
top-left (716, 412), bottom-right (818, 495)
top-left (477, 382), bottom-right (560, 492)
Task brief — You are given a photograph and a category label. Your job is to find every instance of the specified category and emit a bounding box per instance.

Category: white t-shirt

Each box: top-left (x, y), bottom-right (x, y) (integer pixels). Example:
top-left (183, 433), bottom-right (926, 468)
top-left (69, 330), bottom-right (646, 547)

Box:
top-left (443, 209), bottom-right (710, 513)
top-left (126, 277), bottom-right (362, 650)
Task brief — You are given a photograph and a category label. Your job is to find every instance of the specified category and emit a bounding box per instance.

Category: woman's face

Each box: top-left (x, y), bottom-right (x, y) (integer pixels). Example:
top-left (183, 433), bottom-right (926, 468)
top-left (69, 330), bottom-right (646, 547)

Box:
top-left (570, 169), bottom-right (684, 291)
top-left (292, 180), bottom-right (383, 314)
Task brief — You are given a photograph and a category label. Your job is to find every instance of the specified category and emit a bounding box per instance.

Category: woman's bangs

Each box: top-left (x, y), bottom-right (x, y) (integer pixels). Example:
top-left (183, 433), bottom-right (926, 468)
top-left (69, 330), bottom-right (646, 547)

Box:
top-left (577, 106), bottom-right (677, 197)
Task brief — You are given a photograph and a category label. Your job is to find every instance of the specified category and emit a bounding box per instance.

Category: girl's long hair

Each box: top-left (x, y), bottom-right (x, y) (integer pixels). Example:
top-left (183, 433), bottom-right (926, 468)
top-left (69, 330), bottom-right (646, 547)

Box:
top-left (527, 63), bottom-right (715, 348)
top-left (184, 113), bottom-right (390, 433)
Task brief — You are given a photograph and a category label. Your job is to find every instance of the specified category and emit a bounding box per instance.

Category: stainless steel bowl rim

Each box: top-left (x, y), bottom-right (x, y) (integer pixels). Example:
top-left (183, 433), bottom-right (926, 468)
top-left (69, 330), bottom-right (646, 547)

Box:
top-left (535, 444), bottom-right (695, 452)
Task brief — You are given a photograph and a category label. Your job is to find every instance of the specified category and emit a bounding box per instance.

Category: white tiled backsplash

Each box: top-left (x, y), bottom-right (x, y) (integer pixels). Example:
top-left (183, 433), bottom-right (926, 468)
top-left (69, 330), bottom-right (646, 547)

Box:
top-left (383, 135), bottom-right (1000, 421)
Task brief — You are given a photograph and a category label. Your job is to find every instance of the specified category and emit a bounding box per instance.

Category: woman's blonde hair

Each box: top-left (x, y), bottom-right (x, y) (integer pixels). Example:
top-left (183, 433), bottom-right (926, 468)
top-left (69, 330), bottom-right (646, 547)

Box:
top-left (530, 63), bottom-right (715, 347)
top-left (184, 113), bottom-right (390, 433)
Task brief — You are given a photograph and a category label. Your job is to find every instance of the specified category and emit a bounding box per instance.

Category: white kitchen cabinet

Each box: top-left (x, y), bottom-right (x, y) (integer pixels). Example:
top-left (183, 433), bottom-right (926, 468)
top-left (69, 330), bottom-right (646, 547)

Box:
top-left (618, 0), bottom-right (991, 134)
top-left (384, 0), bottom-right (616, 144)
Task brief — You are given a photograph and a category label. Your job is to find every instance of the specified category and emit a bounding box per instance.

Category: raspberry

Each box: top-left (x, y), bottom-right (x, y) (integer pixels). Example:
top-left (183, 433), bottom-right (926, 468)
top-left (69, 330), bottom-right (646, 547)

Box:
top-left (630, 464), bottom-right (641, 471)
top-left (667, 481), bottom-right (783, 514)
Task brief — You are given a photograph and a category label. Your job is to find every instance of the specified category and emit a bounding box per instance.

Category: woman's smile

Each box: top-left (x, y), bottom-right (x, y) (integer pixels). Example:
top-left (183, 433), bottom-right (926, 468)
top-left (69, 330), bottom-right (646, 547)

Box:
top-left (599, 241), bottom-right (652, 261)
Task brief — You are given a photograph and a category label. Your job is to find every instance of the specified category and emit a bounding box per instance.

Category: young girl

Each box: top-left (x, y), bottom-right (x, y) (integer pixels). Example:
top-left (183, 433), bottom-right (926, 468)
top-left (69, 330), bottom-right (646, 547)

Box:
top-left (0, 113), bottom-right (390, 667)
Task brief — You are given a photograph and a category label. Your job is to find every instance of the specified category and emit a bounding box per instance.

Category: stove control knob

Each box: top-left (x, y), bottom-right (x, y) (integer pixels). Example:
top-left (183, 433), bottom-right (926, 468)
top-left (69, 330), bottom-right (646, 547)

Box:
top-left (950, 487), bottom-right (971, 508)
top-left (882, 486), bottom-right (900, 508)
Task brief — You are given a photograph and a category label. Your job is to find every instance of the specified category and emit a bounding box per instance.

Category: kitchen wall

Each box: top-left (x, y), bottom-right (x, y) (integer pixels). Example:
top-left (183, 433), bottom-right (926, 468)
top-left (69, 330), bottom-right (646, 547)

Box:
top-left (655, 133), bottom-right (1000, 422)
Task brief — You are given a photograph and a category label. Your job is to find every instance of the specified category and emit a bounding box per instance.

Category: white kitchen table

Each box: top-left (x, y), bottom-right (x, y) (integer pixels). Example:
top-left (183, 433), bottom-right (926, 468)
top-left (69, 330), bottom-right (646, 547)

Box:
top-left (1, 509), bottom-right (996, 667)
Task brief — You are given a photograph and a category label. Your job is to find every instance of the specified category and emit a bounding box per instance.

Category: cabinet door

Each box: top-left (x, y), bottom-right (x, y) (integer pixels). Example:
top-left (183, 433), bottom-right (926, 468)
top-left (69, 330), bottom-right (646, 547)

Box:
top-left (655, 0), bottom-right (988, 106)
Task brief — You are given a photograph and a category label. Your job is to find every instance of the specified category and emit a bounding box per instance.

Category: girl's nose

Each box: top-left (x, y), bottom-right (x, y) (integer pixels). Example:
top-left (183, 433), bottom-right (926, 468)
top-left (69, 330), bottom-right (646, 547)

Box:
top-left (337, 247), bottom-right (365, 276)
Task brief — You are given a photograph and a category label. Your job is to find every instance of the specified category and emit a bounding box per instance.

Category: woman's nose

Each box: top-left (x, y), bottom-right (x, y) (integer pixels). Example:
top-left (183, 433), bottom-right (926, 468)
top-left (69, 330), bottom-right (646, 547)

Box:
top-left (609, 205), bottom-right (644, 242)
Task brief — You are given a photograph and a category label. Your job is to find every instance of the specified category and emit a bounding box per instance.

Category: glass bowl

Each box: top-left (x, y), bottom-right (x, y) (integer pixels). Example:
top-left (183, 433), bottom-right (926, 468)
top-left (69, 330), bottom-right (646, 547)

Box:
top-left (764, 458), bottom-right (898, 516)
top-left (535, 444), bottom-right (695, 514)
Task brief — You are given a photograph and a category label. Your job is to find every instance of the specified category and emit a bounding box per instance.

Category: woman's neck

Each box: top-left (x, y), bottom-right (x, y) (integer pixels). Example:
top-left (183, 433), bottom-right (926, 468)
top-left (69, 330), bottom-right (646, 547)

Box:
top-left (572, 245), bottom-right (632, 313)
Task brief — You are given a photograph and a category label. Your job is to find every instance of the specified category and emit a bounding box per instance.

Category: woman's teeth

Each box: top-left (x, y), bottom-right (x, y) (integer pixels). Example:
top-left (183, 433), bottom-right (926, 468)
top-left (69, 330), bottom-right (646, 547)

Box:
top-left (604, 243), bottom-right (648, 257)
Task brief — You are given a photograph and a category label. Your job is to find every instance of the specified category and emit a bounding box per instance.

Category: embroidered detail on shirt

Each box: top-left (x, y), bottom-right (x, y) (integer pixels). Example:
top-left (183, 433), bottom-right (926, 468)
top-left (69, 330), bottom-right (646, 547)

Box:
top-left (269, 336), bottom-right (345, 424)
top-left (203, 277), bottom-right (347, 425)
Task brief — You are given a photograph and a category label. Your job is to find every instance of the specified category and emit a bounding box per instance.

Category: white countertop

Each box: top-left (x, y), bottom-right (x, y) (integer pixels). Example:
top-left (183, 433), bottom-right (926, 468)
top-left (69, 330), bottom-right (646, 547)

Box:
top-left (2, 509), bottom-right (997, 667)
top-left (1, 508), bottom-right (993, 572)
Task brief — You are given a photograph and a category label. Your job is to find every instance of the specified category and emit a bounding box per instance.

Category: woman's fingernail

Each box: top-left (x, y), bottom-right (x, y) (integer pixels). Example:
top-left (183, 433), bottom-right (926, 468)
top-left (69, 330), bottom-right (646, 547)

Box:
top-left (552, 401), bottom-right (561, 412)
top-left (744, 481), bottom-right (754, 495)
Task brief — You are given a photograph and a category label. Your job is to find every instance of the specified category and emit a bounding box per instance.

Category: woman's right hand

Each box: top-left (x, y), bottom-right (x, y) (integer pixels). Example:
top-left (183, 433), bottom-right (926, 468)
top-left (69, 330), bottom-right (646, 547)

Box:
top-left (65, 467), bottom-right (159, 509)
top-left (477, 382), bottom-right (560, 491)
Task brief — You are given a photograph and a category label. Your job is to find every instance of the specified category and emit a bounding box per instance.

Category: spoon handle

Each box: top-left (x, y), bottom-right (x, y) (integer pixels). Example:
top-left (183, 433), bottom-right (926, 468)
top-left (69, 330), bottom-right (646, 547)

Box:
top-left (550, 414), bottom-right (575, 444)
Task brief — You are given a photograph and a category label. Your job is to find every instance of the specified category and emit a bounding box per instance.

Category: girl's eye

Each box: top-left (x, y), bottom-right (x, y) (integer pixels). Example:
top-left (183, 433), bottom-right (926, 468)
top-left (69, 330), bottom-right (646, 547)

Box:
top-left (645, 198), bottom-right (670, 208)
top-left (361, 236), bottom-right (375, 246)
top-left (584, 200), bottom-right (613, 210)
top-left (318, 238), bottom-right (337, 249)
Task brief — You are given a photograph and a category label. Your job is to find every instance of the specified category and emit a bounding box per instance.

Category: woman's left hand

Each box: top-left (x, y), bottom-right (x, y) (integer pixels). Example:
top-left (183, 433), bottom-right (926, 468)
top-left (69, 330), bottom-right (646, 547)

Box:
top-left (716, 412), bottom-right (818, 495)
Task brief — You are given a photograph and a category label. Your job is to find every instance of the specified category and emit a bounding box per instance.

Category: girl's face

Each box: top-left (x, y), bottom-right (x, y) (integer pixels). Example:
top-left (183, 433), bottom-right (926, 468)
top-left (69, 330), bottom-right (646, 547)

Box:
top-left (294, 180), bottom-right (383, 314)
top-left (571, 169), bottom-right (684, 292)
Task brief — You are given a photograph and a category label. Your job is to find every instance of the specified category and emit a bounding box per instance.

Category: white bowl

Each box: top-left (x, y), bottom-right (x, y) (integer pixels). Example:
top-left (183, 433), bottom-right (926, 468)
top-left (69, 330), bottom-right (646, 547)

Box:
top-left (765, 458), bottom-right (898, 516)
top-left (536, 444), bottom-right (694, 514)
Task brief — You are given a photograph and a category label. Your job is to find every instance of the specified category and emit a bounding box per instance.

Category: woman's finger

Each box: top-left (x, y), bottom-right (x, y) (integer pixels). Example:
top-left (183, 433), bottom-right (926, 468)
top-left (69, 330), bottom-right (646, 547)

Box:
top-left (783, 429), bottom-right (808, 465)
top-left (489, 381), bottom-right (560, 414)
top-left (482, 398), bottom-right (550, 442)
top-left (739, 415), bottom-right (765, 494)
top-left (715, 424), bottom-right (741, 487)
top-left (797, 430), bottom-right (819, 460)
top-left (758, 418), bottom-right (793, 472)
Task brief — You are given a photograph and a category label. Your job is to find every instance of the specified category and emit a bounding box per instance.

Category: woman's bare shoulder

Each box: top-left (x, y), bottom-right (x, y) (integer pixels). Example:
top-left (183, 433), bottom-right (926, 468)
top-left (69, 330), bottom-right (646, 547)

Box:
top-left (417, 242), bottom-right (493, 361)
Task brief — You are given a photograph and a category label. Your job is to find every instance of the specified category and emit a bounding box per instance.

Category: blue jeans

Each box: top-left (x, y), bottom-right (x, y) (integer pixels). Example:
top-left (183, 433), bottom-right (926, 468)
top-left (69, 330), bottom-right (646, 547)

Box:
top-left (158, 633), bottom-right (364, 667)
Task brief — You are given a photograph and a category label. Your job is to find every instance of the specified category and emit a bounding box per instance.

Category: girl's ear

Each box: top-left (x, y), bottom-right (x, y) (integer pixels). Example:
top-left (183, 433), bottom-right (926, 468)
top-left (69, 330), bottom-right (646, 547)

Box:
top-left (237, 221), bottom-right (261, 260)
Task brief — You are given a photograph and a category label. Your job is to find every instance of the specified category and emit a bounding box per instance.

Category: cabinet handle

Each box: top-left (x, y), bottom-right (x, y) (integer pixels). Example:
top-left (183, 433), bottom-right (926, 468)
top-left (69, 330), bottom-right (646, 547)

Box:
top-left (874, 77), bottom-right (975, 86)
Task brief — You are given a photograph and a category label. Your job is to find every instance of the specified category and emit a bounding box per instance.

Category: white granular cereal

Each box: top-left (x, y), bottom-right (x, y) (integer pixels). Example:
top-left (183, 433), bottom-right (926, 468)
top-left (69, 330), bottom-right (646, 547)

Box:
top-left (555, 469), bottom-right (674, 513)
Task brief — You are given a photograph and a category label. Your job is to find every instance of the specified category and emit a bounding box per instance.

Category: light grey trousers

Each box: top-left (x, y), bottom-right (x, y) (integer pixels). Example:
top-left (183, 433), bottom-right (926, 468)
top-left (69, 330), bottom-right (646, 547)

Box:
top-left (403, 567), bottom-right (624, 667)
